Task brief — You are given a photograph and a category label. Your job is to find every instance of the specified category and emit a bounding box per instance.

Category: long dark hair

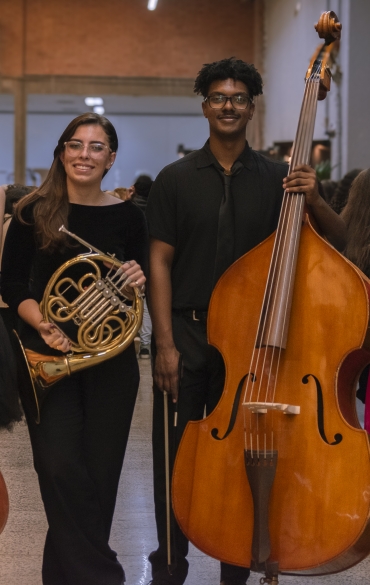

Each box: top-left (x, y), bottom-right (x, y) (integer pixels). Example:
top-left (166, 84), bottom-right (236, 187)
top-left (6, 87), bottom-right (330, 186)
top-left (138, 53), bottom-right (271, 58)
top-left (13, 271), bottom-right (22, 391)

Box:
top-left (15, 113), bottom-right (118, 251)
top-left (330, 168), bottom-right (362, 215)
top-left (341, 168), bottom-right (370, 277)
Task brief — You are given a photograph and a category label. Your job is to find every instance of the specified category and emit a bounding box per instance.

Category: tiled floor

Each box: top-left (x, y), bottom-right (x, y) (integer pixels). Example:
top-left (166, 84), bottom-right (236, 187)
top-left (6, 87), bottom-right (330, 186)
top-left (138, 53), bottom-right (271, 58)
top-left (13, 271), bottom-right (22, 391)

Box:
top-left (0, 360), bottom-right (369, 584)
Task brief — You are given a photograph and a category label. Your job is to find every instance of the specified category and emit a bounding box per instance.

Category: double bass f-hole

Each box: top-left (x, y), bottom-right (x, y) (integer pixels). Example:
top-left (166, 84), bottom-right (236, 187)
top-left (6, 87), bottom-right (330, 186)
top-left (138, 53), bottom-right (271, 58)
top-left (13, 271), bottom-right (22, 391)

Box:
top-left (211, 373), bottom-right (250, 441)
top-left (303, 374), bottom-right (343, 445)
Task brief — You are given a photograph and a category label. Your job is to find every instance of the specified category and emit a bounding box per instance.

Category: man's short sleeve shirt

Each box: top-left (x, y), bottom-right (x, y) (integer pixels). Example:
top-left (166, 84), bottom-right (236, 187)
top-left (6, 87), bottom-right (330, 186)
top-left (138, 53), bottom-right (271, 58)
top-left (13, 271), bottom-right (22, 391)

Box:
top-left (146, 141), bottom-right (287, 310)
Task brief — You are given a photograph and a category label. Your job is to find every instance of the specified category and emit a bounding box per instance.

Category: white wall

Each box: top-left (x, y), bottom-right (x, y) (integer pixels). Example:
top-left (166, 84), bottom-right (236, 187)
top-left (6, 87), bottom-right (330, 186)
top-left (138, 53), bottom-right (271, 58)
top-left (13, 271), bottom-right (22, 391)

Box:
top-left (0, 114), bottom-right (14, 185)
top-left (263, 0), bottom-right (330, 147)
top-left (26, 112), bottom-right (209, 190)
top-left (0, 99), bottom-right (209, 188)
top-left (342, 0), bottom-right (370, 172)
top-left (263, 0), bottom-right (370, 178)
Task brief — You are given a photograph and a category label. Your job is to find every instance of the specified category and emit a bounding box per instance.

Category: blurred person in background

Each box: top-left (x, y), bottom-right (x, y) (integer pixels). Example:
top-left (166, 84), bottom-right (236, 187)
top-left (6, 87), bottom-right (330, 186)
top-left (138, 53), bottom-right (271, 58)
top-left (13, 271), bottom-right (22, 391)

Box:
top-left (340, 168), bottom-right (370, 423)
top-left (0, 185), bottom-right (23, 428)
top-left (131, 174), bottom-right (153, 359)
top-left (105, 187), bottom-right (133, 201)
top-left (0, 183), bottom-right (34, 333)
top-left (320, 179), bottom-right (337, 205)
top-left (114, 186), bottom-right (133, 201)
top-left (330, 168), bottom-right (362, 214)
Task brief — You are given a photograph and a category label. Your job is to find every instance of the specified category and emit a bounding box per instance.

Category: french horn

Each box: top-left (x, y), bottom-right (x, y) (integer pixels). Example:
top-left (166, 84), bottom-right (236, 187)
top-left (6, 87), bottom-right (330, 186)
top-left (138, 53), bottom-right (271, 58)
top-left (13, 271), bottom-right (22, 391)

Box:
top-left (14, 225), bottom-right (144, 423)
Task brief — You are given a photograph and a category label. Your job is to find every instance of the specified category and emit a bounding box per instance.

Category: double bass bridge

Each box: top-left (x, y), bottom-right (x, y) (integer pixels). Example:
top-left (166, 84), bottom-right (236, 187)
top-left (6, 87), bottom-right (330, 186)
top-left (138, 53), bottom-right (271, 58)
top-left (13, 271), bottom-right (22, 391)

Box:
top-left (243, 401), bottom-right (300, 415)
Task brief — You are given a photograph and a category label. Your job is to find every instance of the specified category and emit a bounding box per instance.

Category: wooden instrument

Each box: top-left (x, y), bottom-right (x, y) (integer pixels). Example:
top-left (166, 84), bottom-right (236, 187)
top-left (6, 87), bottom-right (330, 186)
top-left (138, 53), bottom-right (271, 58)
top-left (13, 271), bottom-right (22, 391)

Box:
top-left (172, 12), bottom-right (370, 582)
top-left (0, 471), bottom-right (9, 535)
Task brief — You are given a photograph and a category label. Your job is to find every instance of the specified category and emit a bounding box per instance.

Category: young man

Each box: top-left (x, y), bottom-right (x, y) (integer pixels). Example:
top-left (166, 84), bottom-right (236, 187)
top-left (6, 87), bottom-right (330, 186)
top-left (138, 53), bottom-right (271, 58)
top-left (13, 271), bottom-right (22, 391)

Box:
top-left (146, 58), bottom-right (346, 585)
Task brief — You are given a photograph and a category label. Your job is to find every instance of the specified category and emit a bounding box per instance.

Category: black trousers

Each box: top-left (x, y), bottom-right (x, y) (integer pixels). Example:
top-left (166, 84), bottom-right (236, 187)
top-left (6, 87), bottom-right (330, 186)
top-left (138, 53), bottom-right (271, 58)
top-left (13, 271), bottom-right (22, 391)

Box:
top-left (150, 312), bottom-right (250, 583)
top-left (23, 343), bottom-right (139, 585)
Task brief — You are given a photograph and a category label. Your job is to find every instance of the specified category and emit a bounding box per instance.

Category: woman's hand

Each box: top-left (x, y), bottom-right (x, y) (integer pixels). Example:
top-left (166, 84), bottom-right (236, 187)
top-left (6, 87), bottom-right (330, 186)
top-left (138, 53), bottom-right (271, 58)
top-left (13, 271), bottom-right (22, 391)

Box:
top-left (113, 260), bottom-right (146, 298)
top-left (119, 260), bottom-right (146, 293)
top-left (103, 259), bottom-right (146, 294)
top-left (38, 320), bottom-right (71, 353)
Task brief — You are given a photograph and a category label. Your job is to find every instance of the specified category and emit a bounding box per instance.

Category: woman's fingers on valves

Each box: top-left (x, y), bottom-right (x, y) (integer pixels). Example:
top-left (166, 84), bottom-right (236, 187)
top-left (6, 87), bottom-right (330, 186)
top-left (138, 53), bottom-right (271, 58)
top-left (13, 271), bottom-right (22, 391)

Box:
top-left (121, 260), bottom-right (145, 287)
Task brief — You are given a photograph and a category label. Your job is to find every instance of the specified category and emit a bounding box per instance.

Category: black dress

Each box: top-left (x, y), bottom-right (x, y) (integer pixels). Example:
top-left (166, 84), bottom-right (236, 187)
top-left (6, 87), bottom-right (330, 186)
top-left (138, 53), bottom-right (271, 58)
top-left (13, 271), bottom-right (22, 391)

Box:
top-left (1, 201), bottom-right (148, 585)
top-left (0, 315), bottom-right (22, 429)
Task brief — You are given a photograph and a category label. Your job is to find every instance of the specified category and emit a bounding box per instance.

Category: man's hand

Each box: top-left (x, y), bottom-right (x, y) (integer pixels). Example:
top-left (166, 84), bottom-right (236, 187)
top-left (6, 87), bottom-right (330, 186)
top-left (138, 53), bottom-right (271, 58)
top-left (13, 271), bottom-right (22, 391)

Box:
top-left (283, 164), bottom-right (321, 207)
top-left (154, 345), bottom-right (181, 403)
top-left (282, 164), bottom-right (347, 251)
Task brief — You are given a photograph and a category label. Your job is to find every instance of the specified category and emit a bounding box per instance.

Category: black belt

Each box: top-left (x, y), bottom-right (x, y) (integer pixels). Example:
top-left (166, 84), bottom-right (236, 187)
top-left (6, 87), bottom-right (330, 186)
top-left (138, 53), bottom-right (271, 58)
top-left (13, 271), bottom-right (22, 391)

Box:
top-left (173, 308), bottom-right (208, 322)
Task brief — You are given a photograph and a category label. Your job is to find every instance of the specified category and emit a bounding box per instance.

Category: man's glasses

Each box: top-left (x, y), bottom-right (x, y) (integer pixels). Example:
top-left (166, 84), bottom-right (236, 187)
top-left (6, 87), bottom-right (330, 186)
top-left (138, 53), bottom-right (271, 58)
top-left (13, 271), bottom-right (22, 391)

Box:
top-left (204, 94), bottom-right (253, 110)
top-left (64, 141), bottom-right (112, 158)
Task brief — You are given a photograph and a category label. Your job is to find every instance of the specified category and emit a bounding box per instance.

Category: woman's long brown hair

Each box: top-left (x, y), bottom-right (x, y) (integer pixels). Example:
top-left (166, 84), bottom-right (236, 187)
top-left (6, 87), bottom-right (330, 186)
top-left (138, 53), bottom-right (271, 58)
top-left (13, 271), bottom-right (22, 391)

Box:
top-left (15, 113), bottom-right (118, 252)
top-left (341, 168), bottom-right (370, 277)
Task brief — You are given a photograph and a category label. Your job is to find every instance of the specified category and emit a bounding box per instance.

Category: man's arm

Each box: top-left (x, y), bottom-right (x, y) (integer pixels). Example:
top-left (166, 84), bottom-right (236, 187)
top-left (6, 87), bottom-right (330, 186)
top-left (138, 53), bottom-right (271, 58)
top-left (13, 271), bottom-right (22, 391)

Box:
top-left (148, 237), bottom-right (180, 402)
top-left (283, 164), bottom-right (347, 251)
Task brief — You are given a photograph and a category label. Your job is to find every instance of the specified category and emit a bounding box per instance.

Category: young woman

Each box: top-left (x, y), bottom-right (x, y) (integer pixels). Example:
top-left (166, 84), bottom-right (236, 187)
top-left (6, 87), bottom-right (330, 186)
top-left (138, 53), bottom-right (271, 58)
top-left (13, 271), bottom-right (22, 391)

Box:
top-left (1, 113), bottom-right (147, 585)
top-left (341, 168), bottom-right (370, 429)
top-left (341, 169), bottom-right (370, 277)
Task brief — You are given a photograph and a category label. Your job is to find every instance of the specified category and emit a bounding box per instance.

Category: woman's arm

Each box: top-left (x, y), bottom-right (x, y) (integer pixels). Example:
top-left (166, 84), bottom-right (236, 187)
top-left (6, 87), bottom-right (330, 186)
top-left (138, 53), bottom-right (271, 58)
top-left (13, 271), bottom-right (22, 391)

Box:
top-left (2, 210), bottom-right (72, 351)
top-left (18, 298), bottom-right (71, 352)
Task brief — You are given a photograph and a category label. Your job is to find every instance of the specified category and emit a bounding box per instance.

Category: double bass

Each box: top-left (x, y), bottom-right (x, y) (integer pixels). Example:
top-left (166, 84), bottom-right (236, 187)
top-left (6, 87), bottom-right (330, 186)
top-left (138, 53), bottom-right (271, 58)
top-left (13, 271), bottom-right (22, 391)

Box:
top-left (172, 12), bottom-right (370, 583)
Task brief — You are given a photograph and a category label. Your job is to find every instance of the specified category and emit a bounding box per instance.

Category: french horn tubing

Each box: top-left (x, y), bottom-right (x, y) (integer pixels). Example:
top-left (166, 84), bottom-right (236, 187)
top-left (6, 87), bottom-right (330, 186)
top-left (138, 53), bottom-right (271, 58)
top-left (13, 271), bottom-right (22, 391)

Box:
top-left (14, 225), bottom-right (144, 423)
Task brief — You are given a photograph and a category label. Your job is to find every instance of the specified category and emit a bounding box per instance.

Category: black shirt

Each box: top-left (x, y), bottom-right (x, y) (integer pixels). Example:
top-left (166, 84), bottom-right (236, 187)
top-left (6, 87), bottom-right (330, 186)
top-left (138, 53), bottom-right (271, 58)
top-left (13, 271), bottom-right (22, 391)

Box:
top-left (1, 200), bottom-right (148, 312)
top-left (146, 141), bottom-right (287, 310)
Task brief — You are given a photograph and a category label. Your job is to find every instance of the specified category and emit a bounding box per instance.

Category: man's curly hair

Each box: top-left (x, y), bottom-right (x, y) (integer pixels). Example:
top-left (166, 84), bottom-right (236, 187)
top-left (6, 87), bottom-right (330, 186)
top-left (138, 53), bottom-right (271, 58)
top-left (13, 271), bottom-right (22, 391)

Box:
top-left (194, 57), bottom-right (263, 99)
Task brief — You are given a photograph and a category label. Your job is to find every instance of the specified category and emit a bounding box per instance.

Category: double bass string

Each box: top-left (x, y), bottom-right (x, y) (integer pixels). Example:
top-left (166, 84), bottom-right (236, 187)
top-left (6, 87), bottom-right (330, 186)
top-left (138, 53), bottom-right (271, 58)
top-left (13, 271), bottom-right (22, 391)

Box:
top-left (242, 190), bottom-right (293, 450)
top-left (243, 64), bottom-right (321, 426)
top-left (266, 64), bottom-right (322, 405)
top-left (242, 57), bottom-right (323, 457)
top-left (242, 191), bottom-right (292, 454)
top-left (291, 54), bottom-right (322, 167)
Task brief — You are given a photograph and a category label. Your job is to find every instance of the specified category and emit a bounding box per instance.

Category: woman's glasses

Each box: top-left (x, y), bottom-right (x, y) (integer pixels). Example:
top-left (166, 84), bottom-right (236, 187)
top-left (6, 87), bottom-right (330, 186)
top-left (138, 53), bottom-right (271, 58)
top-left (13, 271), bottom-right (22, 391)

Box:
top-left (64, 141), bottom-right (112, 158)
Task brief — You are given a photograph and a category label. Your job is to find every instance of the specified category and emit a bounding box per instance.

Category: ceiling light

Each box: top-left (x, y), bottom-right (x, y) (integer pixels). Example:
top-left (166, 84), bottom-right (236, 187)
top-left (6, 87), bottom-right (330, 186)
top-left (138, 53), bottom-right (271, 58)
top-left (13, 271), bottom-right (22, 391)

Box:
top-left (147, 0), bottom-right (158, 10)
top-left (93, 106), bottom-right (105, 115)
top-left (85, 97), bottom-right (104, 107)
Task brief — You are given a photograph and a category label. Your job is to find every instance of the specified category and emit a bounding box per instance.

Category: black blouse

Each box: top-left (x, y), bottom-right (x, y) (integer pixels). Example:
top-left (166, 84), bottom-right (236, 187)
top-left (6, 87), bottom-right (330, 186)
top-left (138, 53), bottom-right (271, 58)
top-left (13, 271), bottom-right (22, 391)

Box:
top-left (1, 200), bottom-right (148, 312)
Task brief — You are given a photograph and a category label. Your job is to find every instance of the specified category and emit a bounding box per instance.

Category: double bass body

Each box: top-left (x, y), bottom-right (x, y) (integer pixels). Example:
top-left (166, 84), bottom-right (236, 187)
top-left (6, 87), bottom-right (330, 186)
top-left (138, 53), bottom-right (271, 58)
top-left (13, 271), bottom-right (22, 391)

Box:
top-left (172, 221), bottom-right (370, 574)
